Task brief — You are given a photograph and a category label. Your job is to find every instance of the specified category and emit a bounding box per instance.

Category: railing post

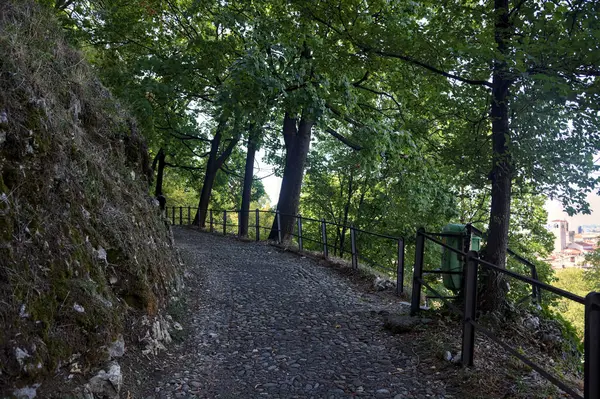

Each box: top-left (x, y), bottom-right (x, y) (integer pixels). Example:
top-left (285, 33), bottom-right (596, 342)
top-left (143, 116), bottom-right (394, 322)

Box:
top-left (350, 225), bottom-right (358, 270)
top-left (321, 219), bottom-right (328, 258)
top-left (531, 265), bottom-right (541, 304)
top-left (238, 210), bottom-right (241, 237)
top-left (255, 209), bottom-right (260, 241)
top-left (462, 250), bottom-right (479, 367)
top-left (179, 206), bottom-right (183, 225)
top-left (585, 292), bottom-right (600, 399)
top-left (461, 224), bottom-right (473, 295)
top-left (209, 210), bottom-right (214, 233)
top-left (187, 207), bottom-right (191, 225)
top-left (171, 207), bottom-right (175, 225)
top-left (410, 228), bottom-right (426, 316)
top-left (297, 215), bottom-right (303, 251)
top-left (223, 210), bottom-right (227, 235)
top-left (397, 239), bottom-right (405, 295)
top-left (276, 210), bottom-right (282, 244)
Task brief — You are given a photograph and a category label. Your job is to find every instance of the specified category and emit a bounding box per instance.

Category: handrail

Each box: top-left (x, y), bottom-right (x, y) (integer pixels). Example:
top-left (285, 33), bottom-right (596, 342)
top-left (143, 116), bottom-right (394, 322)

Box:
top-left (412, 229), bottom-right (594, 399)
top-left (475, 256), bottom-right (585, 304)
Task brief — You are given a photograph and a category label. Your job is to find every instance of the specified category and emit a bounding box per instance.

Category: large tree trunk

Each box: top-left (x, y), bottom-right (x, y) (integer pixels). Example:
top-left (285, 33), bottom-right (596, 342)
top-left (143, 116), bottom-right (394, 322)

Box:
top-left (240, 127), bottom-right (258, 236)
top-left (269, 112), bottom-right (313, 240)
top-left (152, 148), bottom-right (166, 197)
top-left (480, 0), bottom-right (512, 312)
top-left (193, 124), bottom-right (239, 227)
top-left (193, 130), bottom-right (221, 227)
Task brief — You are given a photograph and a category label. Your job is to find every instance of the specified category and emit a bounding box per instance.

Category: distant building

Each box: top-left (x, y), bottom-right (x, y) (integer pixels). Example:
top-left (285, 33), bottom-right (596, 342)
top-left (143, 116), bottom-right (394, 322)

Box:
top-left (569, 231), bottom-right (575, 243)
top-left (547, 220), bottom-right (569, 253)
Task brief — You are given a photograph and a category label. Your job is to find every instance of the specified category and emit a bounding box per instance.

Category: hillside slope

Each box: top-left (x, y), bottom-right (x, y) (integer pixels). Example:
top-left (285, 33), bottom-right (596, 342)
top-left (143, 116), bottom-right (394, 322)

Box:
top-left (0, 1), bottom-right (181, 394)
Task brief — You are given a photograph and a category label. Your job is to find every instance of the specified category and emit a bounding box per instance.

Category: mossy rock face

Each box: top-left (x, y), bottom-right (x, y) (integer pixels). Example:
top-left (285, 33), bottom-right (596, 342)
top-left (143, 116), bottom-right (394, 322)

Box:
top-left (0, 1), bottom-right (181, 393)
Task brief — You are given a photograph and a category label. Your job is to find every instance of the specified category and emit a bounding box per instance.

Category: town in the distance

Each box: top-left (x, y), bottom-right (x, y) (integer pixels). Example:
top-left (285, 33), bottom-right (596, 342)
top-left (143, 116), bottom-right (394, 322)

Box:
top-left (545, 222), bottom-right (600, 269)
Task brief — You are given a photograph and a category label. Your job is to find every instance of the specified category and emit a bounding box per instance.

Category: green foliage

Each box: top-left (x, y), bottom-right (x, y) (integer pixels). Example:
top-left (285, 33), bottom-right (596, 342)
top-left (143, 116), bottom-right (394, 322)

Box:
top-left (44, 0), bottom-right (599, 346)
top-left (553, 268), bottom-right (594, 339)
top-left (584, 244), bottom-right (600, 288)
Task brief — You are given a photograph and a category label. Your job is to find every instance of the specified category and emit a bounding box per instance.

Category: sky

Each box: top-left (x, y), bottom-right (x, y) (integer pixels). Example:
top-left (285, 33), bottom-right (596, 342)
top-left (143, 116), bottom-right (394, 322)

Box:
top-left (256, 149), bottom-right (281, 204)
top-left (545, 193), bottom-right (600, 229)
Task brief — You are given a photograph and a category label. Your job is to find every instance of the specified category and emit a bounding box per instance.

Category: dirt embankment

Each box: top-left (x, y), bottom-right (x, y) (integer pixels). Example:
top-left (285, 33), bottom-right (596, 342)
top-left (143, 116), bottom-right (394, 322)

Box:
top-left (0, 1), bottom-right (181, 395)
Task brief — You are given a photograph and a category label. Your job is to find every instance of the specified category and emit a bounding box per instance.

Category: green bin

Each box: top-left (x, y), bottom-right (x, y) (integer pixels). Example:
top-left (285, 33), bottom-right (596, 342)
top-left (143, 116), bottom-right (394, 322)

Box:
top-left (441, 224), bottom-right (481, 291)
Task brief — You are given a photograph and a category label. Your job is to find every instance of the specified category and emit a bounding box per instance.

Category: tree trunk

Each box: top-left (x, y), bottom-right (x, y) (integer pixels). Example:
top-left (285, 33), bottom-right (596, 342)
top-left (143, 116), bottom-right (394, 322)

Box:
top-left (480, 0), bottom-right (512, 312)
top-left (269, 112), bottom-right (313, 240)
top-left (240, 127), bottom-right (258, 236)
top-left (193, 130), bottom-right (221, 227)
top-left (152, 148), bottom-right (166, 197)
top-left (193, 123), bottom-right (239, 227)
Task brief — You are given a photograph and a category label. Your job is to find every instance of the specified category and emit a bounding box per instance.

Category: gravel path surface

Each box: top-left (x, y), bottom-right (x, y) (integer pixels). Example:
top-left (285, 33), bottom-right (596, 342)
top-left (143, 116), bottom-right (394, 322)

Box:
top-left (145, 227), bottom-right (448, 399)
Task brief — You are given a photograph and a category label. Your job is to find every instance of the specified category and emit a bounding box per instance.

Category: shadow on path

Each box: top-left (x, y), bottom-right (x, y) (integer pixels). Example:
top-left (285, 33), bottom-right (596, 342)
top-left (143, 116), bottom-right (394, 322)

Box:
top-left (143, 227), bottom-right (447, 399)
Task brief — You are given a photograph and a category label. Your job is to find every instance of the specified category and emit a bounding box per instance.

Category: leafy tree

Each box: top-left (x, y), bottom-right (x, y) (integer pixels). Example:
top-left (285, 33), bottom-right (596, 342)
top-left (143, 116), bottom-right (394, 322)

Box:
top-left (300, 0), bottom-right (600, 311)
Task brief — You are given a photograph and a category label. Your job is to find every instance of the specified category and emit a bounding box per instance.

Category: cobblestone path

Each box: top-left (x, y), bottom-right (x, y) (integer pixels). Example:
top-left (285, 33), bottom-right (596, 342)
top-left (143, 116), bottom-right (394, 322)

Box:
top-left (146, 228), bottom-right (447, 399)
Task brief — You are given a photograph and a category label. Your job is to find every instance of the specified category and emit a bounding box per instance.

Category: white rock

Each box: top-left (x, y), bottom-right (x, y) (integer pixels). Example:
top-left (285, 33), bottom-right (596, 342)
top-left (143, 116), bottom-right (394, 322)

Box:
top-left (524, 316), bottom-right (540, 330)
top-left (15, 348), bottom-right (30, 367)
top-left (443, 351), bottom-right (452, 362)
top-left (172, 322), bottom-right (183, 331)
top-left (0, 110), bottom-right (8, 125)
top-left (96, 247), bottom-right (107, 264)
top-left (83, 362), bottom-right (122, 399)
top-left (19, 304), bottom-right (29, 318)
top-left (73, 303), bottom-right (85, 313)
top-left (13, 384), bottom-right (40, 399)
top-left (108, 335), bottom-right (125, 359)
top-left (451, 352), bottom-right (462, 363)
top-left (373, 276), bottom-right (395, 291)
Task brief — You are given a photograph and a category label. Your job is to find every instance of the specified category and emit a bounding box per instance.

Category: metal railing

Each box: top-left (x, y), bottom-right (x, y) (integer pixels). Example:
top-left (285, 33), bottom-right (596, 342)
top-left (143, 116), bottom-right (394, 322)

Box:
top-left (411, 227), bottom-right (598, 399)
top-left (166, 207), bottom-right (406, 295)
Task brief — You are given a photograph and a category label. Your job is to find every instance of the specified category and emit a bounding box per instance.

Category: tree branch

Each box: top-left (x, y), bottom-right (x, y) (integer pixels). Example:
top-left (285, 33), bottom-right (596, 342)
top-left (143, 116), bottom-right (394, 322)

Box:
top-left (164, 162), bottom-right (205, 171)
top-left (325, 127), bottom-right (362, 151)
top-left (366, 49), bottom-right (493, 87)
top-left (216, 135), bottom-right (240, 167)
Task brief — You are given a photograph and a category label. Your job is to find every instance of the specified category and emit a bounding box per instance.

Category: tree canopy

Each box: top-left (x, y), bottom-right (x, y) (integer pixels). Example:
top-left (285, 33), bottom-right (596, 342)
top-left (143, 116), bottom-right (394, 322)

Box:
top-left (49, 0), bottom-right (600, 311)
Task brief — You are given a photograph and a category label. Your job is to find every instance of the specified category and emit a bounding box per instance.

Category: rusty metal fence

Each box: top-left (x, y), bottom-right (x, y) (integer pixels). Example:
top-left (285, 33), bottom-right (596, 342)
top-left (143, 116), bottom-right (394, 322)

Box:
top-left (411, 228), bottom-right (599, 399)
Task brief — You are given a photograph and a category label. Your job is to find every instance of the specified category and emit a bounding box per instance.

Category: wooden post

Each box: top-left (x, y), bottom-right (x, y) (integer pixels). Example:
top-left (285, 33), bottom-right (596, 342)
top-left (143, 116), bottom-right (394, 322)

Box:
top-left (397, 239), bottom-right (405, 295)
top-left (255, 209), bottom-right (260, 241)
top-left (321, 219), bottom-right (328, 257)
top-left (179, 206), bottom-right (182, 225)
top-left (350, 226), bottom-right (357, 270)
top-left (462, 251), bottom-right (479, 367)
top-left (297, 216), bottom-right (303, 251)
top-left (223, 210), bottom-right (227, 235)
top-left (585, 292), bottom-right (600, 398)
top-left (276, 211), bottom-right (282, 244)
top-left (411, 228), bottom-right (426, 316)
